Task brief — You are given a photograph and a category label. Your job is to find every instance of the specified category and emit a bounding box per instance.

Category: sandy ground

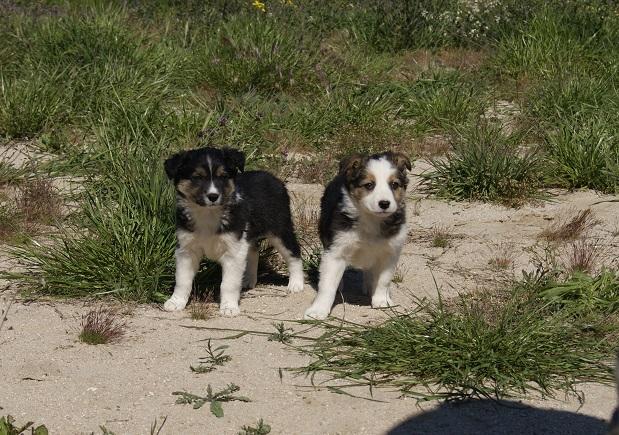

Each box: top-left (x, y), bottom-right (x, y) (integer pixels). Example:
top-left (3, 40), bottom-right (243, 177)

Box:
top-left (1, 161), bottom-right (619, 434)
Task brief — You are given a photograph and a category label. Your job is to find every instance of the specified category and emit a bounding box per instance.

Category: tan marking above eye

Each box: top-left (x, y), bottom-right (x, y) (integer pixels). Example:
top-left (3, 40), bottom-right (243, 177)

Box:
top-left (192, 167), bottom-right (207, 177)
top-left (215, 166), bottom-right (227, 177)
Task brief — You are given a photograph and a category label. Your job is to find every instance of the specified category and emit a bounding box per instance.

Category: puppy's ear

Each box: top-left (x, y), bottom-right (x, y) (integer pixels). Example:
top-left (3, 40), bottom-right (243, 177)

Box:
top-left (339, 153), bottom-right (366, 179)
top-left (164, 151), bottom-right (187, 179)
top-left (392, 152), bottom-right (412, 172)
top-left (223, 148), bottom-right (245, 174)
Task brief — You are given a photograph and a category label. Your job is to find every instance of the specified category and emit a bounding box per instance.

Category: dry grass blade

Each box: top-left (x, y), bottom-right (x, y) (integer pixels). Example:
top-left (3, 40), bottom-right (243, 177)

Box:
top-left (540, 208), bottom-right (597, 242)
top-left (566, 238), bottom-right (602, 274)
top-left (17, 178), bottom-right (62, 226)
top-left (79, 306), bottom-right (126, 345)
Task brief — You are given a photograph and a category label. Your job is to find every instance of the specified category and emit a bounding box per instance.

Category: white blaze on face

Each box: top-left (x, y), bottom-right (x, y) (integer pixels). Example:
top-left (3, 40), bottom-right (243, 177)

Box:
top-left (362, 158), bottom-right (397, 214)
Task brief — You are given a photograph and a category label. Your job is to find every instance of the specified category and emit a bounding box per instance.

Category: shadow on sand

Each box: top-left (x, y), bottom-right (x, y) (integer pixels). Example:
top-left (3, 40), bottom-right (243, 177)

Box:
top-left (387, 399), bottom-right (610, 435)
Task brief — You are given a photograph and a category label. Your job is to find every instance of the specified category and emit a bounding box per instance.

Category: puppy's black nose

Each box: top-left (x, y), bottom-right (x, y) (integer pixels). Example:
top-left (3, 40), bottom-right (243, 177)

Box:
top-left (378, 200), bottom-right (390, 210)
top-left (207, 193), bottom-right (220, 203)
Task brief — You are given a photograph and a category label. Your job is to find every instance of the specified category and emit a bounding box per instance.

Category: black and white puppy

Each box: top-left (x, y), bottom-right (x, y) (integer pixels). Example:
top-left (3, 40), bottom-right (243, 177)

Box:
top-left (163, 147), bottom-right (304, 316)
top-left (304, 151), bottom-right (411, 319)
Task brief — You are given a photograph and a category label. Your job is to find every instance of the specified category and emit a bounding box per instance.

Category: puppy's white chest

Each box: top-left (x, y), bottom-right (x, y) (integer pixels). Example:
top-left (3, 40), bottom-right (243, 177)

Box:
top-left (177, 229), bottom-right (238, 261)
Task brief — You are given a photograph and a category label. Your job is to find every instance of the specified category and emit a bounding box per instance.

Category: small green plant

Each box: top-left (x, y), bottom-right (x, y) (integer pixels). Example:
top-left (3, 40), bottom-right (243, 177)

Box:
top-left (238, 419), bottom-right (271, 435)
top-left (173, 384), bottom-right (251, 417)
top-left (190, 339), bottom-right (231, 373)
top-left (79, 307), bottom-right (126, 345)
top-left (268, 322), bottom-right (293, 344)
top-left (421, 122), bottom-right (543, 206)
top-left (0, 415), bottom-right (48, 435)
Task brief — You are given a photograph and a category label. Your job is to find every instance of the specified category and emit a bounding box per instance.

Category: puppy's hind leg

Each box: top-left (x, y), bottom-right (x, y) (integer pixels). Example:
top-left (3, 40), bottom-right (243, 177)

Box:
top-left (164, 248), bottom-right (200, 311)
top-left (270, 233), bottom-right (305, 293)
top-left (243, 244), bottom-right (259, 289)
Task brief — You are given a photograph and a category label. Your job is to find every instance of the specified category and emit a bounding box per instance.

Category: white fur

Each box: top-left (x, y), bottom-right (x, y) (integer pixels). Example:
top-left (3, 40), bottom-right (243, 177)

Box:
top-left (360, 158), bottom-right (398, 214)
top-left (163, 201), bottom-right (249, 316)
top-left (304, 163), bottom-right (407, 319)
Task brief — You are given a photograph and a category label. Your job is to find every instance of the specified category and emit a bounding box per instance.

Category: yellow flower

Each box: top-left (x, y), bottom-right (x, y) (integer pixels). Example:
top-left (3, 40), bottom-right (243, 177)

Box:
top-left (252, 0), bottom-right (266, 12)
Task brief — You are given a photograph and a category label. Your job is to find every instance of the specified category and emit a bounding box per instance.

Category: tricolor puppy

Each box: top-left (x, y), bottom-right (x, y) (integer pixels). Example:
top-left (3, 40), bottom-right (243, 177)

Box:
top-left (163, 147), bottom-right (304, 316)
top-left (304, 151), bottom-right (411, 320)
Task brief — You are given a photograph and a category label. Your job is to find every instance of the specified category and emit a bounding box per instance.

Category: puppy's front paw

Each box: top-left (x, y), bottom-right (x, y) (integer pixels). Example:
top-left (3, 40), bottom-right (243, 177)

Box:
top-left (287, 275), bottom-right (305, 293)
top-left (371, 295), bottom-right (394, 309)
top-left (303, 305), bottom-right (329, 320)
top-left (163, 296), bottom-right (187, 311)
top-left (219, 302), bottom-right (241, 317)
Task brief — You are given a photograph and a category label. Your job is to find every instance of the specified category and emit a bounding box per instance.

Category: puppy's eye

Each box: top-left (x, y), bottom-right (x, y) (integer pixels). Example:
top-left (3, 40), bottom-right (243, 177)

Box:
top-left (390, 181), bottom-right (400, 190)
top-left (364, 182), bottom-right (375, 191)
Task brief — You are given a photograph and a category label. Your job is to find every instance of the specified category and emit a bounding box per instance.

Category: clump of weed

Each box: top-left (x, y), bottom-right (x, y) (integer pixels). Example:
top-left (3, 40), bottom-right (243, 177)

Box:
top-left (298, 275), bottom-right (616, 401)
top-left (0, 71), bottom-right (64, 138)
top-left (79, 307), bottom-right (126, 345)
top-left (540, 209), bottom-right (597, 242)
top-left (543, 120), bottom-right (619, 193)
top-left (17, 179), bottom-right (62, 225)
top-left (421, 122), bottom-right (543, 206)
top-left (189, 292), bottom-right (216, 321)
top-left (0, 160), bottom-right (26, 186)
top-left (239, 419), bottom-right (271, 435)
top-left (268, 322), bottom-right (293, 344)
top-left (488, 242), bottom-right (516, 270)
top-left (430, 225), bottom-right (454, 248)
top-left (190, 339), bottom-right (231, 373)
top-left (0, 205), bottom-right (21, 243)
top-left (0, 415), bottom-right (48, 435)
top-left (565, 238), bottom-right (602, 275)
top-left (173, 384), bottom-right (251, 417)
top-left (539, 270), bottom-right (619, 315)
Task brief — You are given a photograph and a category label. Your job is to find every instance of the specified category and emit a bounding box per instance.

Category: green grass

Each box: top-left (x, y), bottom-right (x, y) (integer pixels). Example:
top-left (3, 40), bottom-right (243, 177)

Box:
top-left (296, 271), bottom-right (617, 401)
top-left (420, 122), bottom-right (544, 206)
top-left (0, 0), bottom-right (618, 303)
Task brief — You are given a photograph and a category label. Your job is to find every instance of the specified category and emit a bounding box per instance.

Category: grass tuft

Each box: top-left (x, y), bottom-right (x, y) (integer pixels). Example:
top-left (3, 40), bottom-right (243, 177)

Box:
top-left (540, 208), bottom-right (597, 242)
top-left (79, 306), bottom-right (126, 345)
top-left (420, 122), bottom-right (543, 206)
top-left (565, 238), bottom-right (602, 275)
top-left (297, 273), bottom-right (616, 401)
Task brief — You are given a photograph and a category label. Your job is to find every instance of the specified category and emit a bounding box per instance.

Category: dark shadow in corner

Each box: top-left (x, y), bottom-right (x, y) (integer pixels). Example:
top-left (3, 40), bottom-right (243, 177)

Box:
top-left (387, 399), bottom-right (609, 435)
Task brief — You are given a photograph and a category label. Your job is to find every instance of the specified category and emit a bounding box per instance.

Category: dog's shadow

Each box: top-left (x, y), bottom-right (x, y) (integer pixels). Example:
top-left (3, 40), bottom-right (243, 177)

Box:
top-left (190, 260), bottom-right (371, 306)
top-left (306, 267), bottom-right (371, 307)
top-left (386, 399), bottom-right (610, 435)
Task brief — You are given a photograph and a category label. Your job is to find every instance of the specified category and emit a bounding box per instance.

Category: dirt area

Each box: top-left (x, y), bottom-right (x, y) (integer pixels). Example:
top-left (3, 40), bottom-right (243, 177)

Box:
top-left (1, 162), bottom-right (618, 434)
